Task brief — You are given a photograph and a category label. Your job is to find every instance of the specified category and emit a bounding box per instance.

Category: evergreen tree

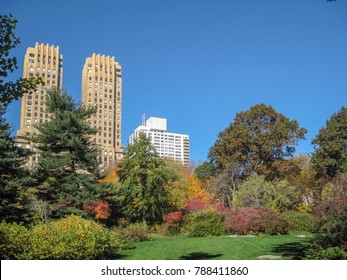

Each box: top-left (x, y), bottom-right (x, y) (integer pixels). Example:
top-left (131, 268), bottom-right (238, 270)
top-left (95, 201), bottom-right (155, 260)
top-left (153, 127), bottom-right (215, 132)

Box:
top-left (118, 133), bottom-right (176, 224)
top-left (0, 105), bottom-right (33, 224)
top-left (30, 88), bottom-right (110, 220)
top-left (311, 107), bottom-right (347, 179)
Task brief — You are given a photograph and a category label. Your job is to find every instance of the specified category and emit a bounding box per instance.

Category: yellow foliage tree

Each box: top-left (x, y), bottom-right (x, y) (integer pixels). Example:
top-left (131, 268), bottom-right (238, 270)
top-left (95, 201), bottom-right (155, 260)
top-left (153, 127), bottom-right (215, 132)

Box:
top-left (164, 160), bottom-right (210, 210)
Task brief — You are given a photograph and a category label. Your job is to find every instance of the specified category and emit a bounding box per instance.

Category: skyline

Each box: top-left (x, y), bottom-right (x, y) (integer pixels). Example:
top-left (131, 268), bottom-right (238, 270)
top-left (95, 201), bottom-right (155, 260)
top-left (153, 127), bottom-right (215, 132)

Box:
top-left (2, 0), bottom-right (347, 162)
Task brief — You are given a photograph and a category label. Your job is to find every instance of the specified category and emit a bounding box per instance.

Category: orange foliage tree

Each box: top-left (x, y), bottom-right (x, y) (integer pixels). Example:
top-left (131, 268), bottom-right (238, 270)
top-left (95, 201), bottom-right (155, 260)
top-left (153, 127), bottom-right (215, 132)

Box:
top-left (164, 160), bottom-right (211, 211)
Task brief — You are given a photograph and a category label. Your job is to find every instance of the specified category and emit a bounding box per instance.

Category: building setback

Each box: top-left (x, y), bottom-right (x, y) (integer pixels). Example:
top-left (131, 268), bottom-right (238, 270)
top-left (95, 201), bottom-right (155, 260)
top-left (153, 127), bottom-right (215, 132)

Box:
top-left (81, 53), bottom-right (123, 169)
top-left (16, 42), bottom-right (63, 165)
top-left (129, 117), bottom-right (190, 166)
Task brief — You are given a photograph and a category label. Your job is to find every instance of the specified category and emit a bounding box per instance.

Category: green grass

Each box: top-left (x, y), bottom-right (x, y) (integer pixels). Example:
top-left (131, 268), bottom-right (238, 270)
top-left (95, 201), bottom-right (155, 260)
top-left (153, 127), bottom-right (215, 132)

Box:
top-left (117, 234), bottom-right (312, 260)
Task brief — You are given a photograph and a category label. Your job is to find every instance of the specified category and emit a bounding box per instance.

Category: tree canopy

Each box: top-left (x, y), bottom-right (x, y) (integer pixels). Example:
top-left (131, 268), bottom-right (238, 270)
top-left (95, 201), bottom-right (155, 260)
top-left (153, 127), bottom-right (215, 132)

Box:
top-left (311, 106), bottom-right (347, 179)
top-left (0, 106), bottom-right (33, 224)
top-left (30, 88), bottom-right (110, 220)
top-left (0, 14), bottom-right (42, 107)
top-left (209, 103), bottom-right (307, 180)
top-left (118, 133), bottom-right (176, 224)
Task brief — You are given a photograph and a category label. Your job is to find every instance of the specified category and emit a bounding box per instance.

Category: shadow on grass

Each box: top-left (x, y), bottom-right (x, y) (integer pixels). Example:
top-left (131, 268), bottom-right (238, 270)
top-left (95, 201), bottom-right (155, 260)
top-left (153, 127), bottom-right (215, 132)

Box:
top-left (179, 252), bottom-right (223, 260)
top-left (271, 242), bottom-right (310, 260)
top-left (112, 253), bottom-right (129, 260)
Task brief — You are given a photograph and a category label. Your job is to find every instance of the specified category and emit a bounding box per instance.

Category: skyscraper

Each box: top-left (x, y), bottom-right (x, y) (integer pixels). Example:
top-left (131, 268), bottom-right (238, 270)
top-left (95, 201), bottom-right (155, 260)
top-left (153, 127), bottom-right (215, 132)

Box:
top-left (129, 117), bottom-right (190, 166)
top-left (81, 53), bottom-right (123, 169)
top-left (16, 42), bottom-right (63, 165)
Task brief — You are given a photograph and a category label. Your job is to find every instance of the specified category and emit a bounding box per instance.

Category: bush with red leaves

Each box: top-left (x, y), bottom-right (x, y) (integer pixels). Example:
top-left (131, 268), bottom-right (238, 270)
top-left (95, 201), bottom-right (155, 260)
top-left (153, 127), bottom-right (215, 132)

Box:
top-left (225, 206), bottom-right (288, 235)
top-left (83, 200), bottom-right (110, 220)
top-left (162, 211), bottom-right (184, 236)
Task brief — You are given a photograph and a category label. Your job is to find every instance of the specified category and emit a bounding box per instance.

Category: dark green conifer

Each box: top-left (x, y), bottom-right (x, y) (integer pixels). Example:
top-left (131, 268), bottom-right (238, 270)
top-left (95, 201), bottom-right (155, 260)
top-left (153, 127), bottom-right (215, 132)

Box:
top-left (31, 88), bottom-right (110, 220)
top-left (0, 106), bottom-right (33, 224)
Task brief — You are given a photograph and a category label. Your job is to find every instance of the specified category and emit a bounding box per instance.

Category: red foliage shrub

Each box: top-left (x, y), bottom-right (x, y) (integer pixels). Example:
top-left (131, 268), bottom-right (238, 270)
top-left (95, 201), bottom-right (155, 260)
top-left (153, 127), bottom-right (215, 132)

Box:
top-left (225, 206), bottom-right (288, 235)
top-left (162, 211), bottom-right (184, 236)
top-left (185, 200), bottom-right (230, 214)
top-left (163, 211), bottom-right (183, 225)
top-left (185, 200), bottom-right (210, 212)
top-left (83, 200), bottom-right (110, 220)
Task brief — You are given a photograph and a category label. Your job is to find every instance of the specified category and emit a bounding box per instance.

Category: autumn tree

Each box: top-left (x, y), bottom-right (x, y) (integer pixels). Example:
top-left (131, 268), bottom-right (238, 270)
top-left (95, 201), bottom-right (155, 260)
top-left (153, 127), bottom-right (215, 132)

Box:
top-left (0, 15), bottom-right (43, 106)
top-left (118, 133), bottom-right (176, 224)
top-left (163, 160), bottom-right (190, 210)
top-left (209, 103), bottom-right (307, 180)
top-left (30, 88), bottom-right (111, 221)
top-left (311, 107), bottom-right (347, 179)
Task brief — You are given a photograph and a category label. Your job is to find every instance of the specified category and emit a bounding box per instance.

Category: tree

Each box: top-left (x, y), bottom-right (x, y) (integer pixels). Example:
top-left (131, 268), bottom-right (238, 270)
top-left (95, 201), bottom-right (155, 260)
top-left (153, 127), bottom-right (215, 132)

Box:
top-left (0, 105), bottom-right (33, 224)
top-left (209, 103), bottom-right (307, 180)
top-left (211, 163), bottom-right (242, 209)
top-left (0, 15), bottom-right (42, 106)
top-left (118, 133), bottom-right (176, 224)
top-left (232, 174), bottom-right (302, 212)
top-left (195, 161), bottom-right (216, 182)
top-left (311, 107), bottom-right (347, 179)
top-left (30, 88), bottom-right (110, 220)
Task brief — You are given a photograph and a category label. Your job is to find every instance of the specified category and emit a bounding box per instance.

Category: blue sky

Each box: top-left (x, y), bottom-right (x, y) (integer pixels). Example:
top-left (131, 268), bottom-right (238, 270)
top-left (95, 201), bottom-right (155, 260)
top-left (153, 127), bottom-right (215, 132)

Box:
top-left (2, 0), bottom-right (347, 163)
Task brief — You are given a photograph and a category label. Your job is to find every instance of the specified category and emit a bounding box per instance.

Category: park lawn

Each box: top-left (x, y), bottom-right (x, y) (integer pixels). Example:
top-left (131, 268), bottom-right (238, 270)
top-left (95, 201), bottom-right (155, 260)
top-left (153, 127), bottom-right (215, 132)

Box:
top-left (117, 234), bottom-right (312, 260)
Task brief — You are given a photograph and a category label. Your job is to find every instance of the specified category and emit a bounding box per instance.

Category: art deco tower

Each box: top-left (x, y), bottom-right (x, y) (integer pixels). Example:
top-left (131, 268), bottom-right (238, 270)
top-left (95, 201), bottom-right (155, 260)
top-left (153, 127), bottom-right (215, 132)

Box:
top-left (81, 53), bottom-right (123, 169)
top-left (16, 43), bottom-right (63, 164)
top-left (17, 43), bottom-right (63, 137)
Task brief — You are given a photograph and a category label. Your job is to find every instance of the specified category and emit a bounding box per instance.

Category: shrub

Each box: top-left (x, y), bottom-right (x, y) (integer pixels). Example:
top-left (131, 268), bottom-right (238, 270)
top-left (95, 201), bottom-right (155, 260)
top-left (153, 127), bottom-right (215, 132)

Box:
top-left (225, 206), bottom-right (288, 235)
top-left (162, 211), bottom-right (183, 236)
top-left (185, 200), bottom-right (230, 214)
top-left (284, 210), bottom-right (318, 233)
top-left (186, 209), bottom-right (225, 237)
top-left (122, 222), bottom-right (150, 242)
top-left (305, 245), bottom-right (347, 260)
top-left (315, 176), bottom-right (347, 249)
top-left (0, 221), bottom-right (29, 260)
top-left (0, 216), bottom-right (124, 260)
top-left (185, 200), bottom-right (210, 212)
top-left (25, 215), bottom-right (123, 259)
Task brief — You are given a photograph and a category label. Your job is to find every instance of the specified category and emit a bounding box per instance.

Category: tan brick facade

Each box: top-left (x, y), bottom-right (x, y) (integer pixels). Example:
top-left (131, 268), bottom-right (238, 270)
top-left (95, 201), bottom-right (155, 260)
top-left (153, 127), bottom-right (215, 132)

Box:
top-left (81, 54), bottom-right (123, 169)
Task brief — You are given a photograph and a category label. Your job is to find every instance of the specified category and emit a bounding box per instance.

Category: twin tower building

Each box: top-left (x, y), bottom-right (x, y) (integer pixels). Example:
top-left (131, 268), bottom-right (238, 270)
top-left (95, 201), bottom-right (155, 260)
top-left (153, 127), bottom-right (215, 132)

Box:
top-left (16, 43), bottom-right (190, 169)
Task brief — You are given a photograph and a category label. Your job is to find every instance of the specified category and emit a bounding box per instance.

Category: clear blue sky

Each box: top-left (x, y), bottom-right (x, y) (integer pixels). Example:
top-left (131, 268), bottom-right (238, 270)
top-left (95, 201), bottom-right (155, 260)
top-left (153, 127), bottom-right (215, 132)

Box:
top-left (2, 0), bottom-right (347, 163)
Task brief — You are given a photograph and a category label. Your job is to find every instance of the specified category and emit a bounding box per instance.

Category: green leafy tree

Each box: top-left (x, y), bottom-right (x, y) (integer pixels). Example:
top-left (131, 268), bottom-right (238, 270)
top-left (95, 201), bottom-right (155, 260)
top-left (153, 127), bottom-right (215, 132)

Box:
top-left (311, 107), bottom-right (347, 179)
top-left (232, 174), bottom-right (302, 212)
top-left (30, 88), bottom-right (110, 220)
top-left (118, 133), bottom-right (176, 224)
top-left (0, 14), bottom-right (43, 106)
top-left (194, 161), bottom-right (216, 182)
top-left (0, 106), bottom-right (33, 224)
top-left (209, 103), bottom-right (307, 180)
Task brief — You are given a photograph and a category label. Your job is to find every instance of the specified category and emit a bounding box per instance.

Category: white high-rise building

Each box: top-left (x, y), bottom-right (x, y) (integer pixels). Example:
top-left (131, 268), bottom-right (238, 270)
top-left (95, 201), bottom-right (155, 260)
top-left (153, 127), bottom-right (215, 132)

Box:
top-left (129, 117), bottom-right (190, 166)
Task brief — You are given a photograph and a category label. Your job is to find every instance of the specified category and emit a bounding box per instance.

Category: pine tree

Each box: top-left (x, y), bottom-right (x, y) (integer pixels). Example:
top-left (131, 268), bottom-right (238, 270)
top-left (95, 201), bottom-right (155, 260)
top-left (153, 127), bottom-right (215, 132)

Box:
top-left (0, 105), bottom-right (33, 224)
top-left (30, 88), bottom-right (111, 220)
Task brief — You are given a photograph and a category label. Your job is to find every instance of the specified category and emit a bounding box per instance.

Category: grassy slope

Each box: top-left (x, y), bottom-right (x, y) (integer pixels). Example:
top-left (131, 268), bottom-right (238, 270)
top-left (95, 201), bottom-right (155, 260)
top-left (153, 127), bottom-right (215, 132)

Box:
top-left (117, 234), bottom-right (312, 260)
